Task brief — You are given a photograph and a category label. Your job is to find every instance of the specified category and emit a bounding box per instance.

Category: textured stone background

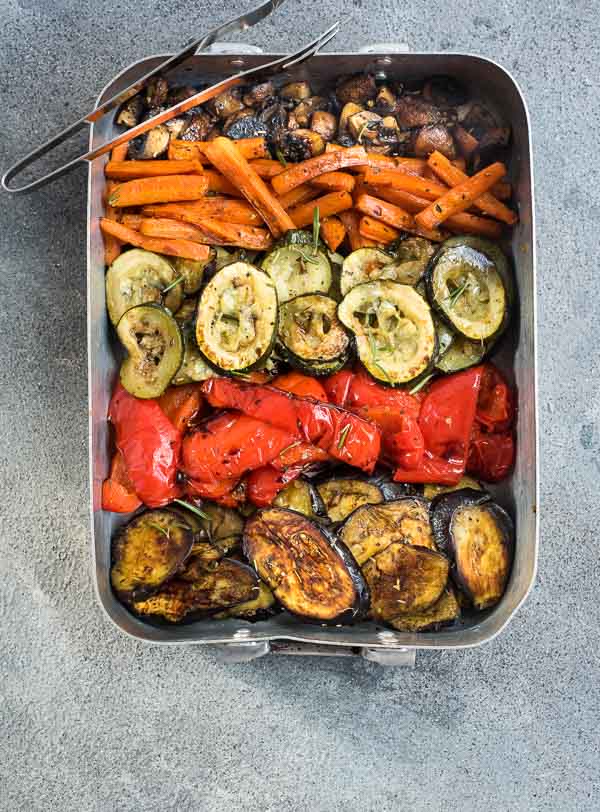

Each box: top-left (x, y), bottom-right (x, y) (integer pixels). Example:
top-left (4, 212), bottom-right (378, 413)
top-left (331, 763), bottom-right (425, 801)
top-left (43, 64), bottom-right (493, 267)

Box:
top-left (1, 1), bottom-right (599, 809)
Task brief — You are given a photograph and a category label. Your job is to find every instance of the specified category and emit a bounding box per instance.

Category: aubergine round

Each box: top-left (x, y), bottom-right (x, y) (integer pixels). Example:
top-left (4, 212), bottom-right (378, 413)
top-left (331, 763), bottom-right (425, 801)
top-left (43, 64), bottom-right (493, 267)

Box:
top-left (317, 477), bottom-right (384, 523)
top-left (429, 488), bottom-right (491, 555)
top-left (243, 507), bottom-right (369, 624)
top-left (273, 479), bottom-right (327, 519)
top-left (388, 585), bottom-right (460, 632)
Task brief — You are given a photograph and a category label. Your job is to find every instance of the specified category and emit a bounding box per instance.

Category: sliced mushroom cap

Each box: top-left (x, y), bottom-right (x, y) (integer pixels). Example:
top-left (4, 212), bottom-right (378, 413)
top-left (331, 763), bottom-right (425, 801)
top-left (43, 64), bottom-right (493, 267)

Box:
top-left (180, 110), bottom-right (214, 141)
top-left (275, 128), bottom-right (325, 162)
top-left (293, 96), bottom-right (328, 127)
top-left (339, 102), bottom-right (364, 135)
top-left (243, 81), bottom-right (275, 107)
top-left (311, 110), bottom-right (337, 142)
top-left (413, 125), bottom-right (456, 159)
top-left (336, 73), bottom-right (377, 105)
top-left (348, 110), bottom-right (383, 142)
top-left (145, 77), bottom-right (169, 108)
top-left (223, 111), bottom-right (269, 140)
top-left (116, 95), bottom-right (144, 129)
top-left (208, 89), bottom-right (245, 120)
top-left (127, 125), bottom-right (170, 160)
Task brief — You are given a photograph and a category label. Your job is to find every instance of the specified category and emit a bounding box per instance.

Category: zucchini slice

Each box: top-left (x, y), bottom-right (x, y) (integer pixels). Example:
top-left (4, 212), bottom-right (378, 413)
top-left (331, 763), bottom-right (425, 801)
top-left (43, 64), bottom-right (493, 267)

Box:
top-left (432, 314), bottom-right (455, 361)
top-left (243, 507), bottom-right (369, 624)
top-left (132, 558), bottom-right (260, 622)
top-left (387, 236), bottom-right (436, 283)
top-left (363, 542), bottom-right (449, 621)
top-left (172, 320), bottom-right (214, 385)
top-left (172, 254), bottom-right (214, 296)
top-left (338, 281), bottom-right (436, 385)
top-left (426, 238), bottom-right (508, 341)
top-left (435, 333), bottom-right (488, 374)
top-left (111, 510), bottom-right (194, 603)
top-left (388, 585), bottom-right (460, 632)
top-left (117, 303), bottom-right (184, 398)
top-left (340, 497), bottom-right (436, 566)
top-left (340, 243), bottom-right (433, 296)
top-left (106, 249), bottom-right (183, 326)
top-left (273, 479), bottom-right (326, 518)
top-left (317, 478), bottom-right (384, 523)
top-left (449, 501), bottom-right (514, 610)
top-left (279, 293), bottom-right (350, 366)
top-left (196, 262), bottom-right (278, 372)
top-left (261, 244), bottom-right (331, 303)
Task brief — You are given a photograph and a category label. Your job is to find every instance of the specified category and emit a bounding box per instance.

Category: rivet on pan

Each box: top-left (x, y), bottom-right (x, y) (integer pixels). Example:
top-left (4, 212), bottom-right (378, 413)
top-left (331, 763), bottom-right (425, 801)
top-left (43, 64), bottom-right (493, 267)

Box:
top-left (230, 58), bottom-right (246, 68)
top-left (377, 630), bottom-right (399, 644)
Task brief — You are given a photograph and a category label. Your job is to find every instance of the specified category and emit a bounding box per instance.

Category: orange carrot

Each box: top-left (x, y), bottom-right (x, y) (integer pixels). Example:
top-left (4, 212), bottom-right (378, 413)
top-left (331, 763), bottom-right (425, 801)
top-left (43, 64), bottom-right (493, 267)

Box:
top-left (491, 181), bottom-right (512, 201)
top-left (248, 159), bottom-right (286, 179)
top-left (276, 184), bottom-right (321, 210)
top-left (355, 192), bottom-right (447, 242)
top-left (111, 143), bottom-right (129, 162)
top-left (359, 215), bottom-right (399, 244)
top-left (352, 152), bottom-right (398, 172)
top-left (204, 137), bottom-right (295, 237)
top-left (169, 136), bottom-right (269, 162)
top-left (105, 159), bottom-right (203, 179)
top-left (338, 210), bottom-right (376, 250)
top-left (425, 153), bottom-right (516, 225)
top-left (363, 167), bottom-right (448, 200)
top-left (354, 155), bottom-right (426, 175)
top-left (108, 175), bottom-right (209, 208)
top-left (186, 218), bottom-right (273, 251)
top-left (168, 141), bottom-right (206, 162)
top-left (121, 213), bottom-right (144, 230)
top-left (204, 169), bottom-right (243, 197)
top-left (139, 218), bottom-right (209, 243)
top-left (365, 185), bottom-right (431, 214)
top-left (289, 191), bottom-right (353, 228)
top-left (451, 157), bottom-right (467, 172)
top-left (99, 218), bottom-right (211, 261)
top-left (310, 171), bottom-right (356, 193)
top-left (271, 146), bottom-right (368, 195)
top-left (142, 198), bottom-right (263, 226)
top-left (103, 180), bottom-right (122, 265)
top-left (453, 126), bottom-right (479, 158)
top-left (320, 216), bottom-right (346, 252)
top-left (395, 157), bottom-right (429, 175)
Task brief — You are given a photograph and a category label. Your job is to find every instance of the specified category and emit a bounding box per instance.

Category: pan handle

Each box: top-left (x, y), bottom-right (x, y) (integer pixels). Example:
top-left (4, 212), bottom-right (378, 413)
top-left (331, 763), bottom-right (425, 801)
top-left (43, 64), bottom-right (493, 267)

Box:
top-left (211, 641), bottom-right (417, 666)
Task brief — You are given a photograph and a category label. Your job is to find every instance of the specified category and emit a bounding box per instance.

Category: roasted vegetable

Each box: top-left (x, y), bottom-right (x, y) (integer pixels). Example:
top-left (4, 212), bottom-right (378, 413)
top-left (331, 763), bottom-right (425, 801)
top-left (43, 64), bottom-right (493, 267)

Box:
top-left (195, 262), bottom-right (278, 373)
top-left (363, 542), bottom-right (449, 622)
top-left (388, 585), bottom-right (460, 631)
top-left (435, 332), bottom-right (488, 373)
top-left (429, 488), bottom-right (491, 554)
top-left (132, 558), bottom-right (260, 622)
top-left (116, 95), bottom-right (144, 129)
top-left (111, 509), bottom-right (194, 602)
top-left (172, 319), bottom-right (214, 386)
top-left (275, 128), bottom-right (325, 161)
top-left (336, 73), bottom-right (377, 105)
top-left (214, 581), bottom-right (277, 620)
top-left (223, 113), bottom-right (268, 140)
top-left (172, 254), bottom-right (214, 296)
top-left (340, 247), bottom-right (431, 296)
top-left (317, 478), bottom-right (383, 523)
top-left (340, 497), bottom-right (435, 565)
top-left (128, 125), bottom-right (170, 160)
top-left (278, 293), bottom-right (350, 372)
top-left (449, 501), bottom-right (514, 609)
top-left (413, 125), bottom-right (456, 159)
top-left (280, 81), bottom-right (312, 101)
top-left (261, 241), bottom-right (332, 303)
top-left (105, 249), bottom-right (183, 326)
top-left (423, 476), bottom-right (483, 501)
top-left (244, 507), bottom-right (369, 623)
top-left (311, 111), bottom-right (337, 141)
top-left (337, 281), bottom-right (436, 385)
top-left (180, 110), bottom-right (214, 141)
top-left (273, 478), bottom-right (325, 518)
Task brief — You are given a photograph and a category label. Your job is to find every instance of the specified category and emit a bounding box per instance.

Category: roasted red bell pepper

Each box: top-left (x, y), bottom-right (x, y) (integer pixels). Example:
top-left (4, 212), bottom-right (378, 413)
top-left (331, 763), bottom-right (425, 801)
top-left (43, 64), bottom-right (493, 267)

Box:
top-left (108, 383), bottom-right (181, 507)
top-left (273, 371), bottom-right (329, 401)
top-left (201, 378), bottom-right (381, 472)
top-left (271, 441), bottom-right (329, 471)
top-left (158, 384), bottom-right (203, 434)
top-left (184, 476), bottom-right (247, 508)
top-left (467, 426), bottom-right (515, 482)
top-left (324, 367), bottom-right (422, 418)
top-left (384, 414), bottom-right (425, 471)
top-left (181, 412), bottom-right (297, 482)
top-left (247, 465), bottom-right (304, 507)
top-left (393, 367), bottom-right (483, 485)
top-left (476, 363), bottom-right (516, 432)
top-left (101, 450), bottom-right (142, 513)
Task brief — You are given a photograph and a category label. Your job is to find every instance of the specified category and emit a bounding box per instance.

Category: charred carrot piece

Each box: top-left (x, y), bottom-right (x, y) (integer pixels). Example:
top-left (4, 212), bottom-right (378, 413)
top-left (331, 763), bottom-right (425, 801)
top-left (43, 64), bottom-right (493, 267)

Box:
top-left (168, 136), bottom-right (269, 162)
top-left (105, 159), bottom-right (203, 180)
top-left (271, 146), bottom-right (368, 195)
top-left (142, 199), bottom-right (263, 227)
top-left (189, 218), bottom-right (273, 251)
top-left (289, 191), bottom-right (353, 228)
top-left (310, 171), bottom-right (356, 193)
top-left (110, 143), bottom-right (129, 162)
top-left (276, 183), bottom-right (321, 210)
top-left (121, 213), bottom-right (144, 230)
top-left (338, 210), bottom-right (376, 250)
top-left (362, 167), bottom-right (448, 200)
top-left (354, 192), bottom-right (447, 242)
top-left (108, 175), bottom-right (209, 207)
top-left (103, 180), bottom-right (122, 265)
top-left (99, 218), bottom-right (211, 261)
top-left (359, 215), bottom-right (399, 244)
top-left (320, 216), bottom-right (347, 252)
top-left (203, 169), bottom-right (243, 197)
top-left (139, 217), bottom-right (208, 243)
top-left (248, 159), bottom-right (286, 179)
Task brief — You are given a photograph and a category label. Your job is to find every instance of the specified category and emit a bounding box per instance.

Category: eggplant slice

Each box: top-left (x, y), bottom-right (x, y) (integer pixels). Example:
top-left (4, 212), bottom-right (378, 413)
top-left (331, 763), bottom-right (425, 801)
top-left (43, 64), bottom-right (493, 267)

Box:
top-left (111, 510), bottom-right (194, 603)
top-left (243, 507), bottom-right (369, 623)
top-left (363, 542), bottom-right (449, 622)
top-left (214, 581), bottom-right (277, 620)
top-left (273, 479), bottom-right (326, 519)
top-left (132, 558), bottom-right (260, 622)
top-left (388, 585), bottom-right (460, 632)
top-left (430, 488), bottom-right (491, 554)
top-left (340, 497), bottom-right (436, 566)
top-left (449, 502), bottom-right (514, 609)
top-left (317, 478), bottom-right (384, 523)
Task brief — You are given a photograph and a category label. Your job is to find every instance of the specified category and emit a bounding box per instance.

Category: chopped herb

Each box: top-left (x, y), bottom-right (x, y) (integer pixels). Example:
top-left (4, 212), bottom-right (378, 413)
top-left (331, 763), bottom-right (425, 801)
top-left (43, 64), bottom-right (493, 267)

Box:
top-left (147, 521), bottom-right (170, 539)
top-left (173, 499), bottom-right (210, 521)
top-left (279, 441), bottom-right (301, 456)
top-left (409, 373), bottom-right (435, 395)
top-left (367, 332), bottom-right (390, 382)
top-left (312, 207), bottom-right (320, 254)
top-left (446, 279), bottom-right (469, 309)
top-left (337, 424), bottom-right (351, 450)
top-left (162, 275), bottom-right (184, 294)
top-left (275, 148), bottom-right (288, 168)
top-left (357, 122), bottom-right (370, 144)
top-left (292, 246), bottom-right (320, 265)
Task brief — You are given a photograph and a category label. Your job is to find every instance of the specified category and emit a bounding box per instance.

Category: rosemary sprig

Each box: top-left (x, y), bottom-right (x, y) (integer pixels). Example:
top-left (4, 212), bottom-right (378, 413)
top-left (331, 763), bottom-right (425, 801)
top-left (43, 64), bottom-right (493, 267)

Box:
top-left (446, 279), bottom-right (469, 309)
top-left (147, 521), bottom-right (170, 539)
top-left (337, 424), bottom-right (351, 450)
top-left (409, 373), bottom-right (435, 395)
top-left (367, 333), bottom-right (391, 383)
top-left (173, 499), bottom-right (210, 521)
top-left (162, 275), bottom-right (184, 294)
top-left (275, 148), bottom-right (288, 168)
top-left (312, 206), bottom-right (320, 254)
top-left (292, 246), bottom-right (320, 265)
top-left (279, 441), bottom-right (301, 457)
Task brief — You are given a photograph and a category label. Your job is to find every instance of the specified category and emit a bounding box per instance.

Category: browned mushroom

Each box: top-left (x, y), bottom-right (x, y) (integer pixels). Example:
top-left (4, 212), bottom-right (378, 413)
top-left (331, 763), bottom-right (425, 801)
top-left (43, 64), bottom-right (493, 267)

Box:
top-left (207, 89), bottom-right (246, 120)
top-left (180, 110), bottom-right (214, 141)
top-left (242, 81), bottom-right (275, 107)
top-left (375, 86), bottom-right (397, 114)
top-left (311, 111), bottom-right (337, 142)
top-left (293, 96), bottom-right (328, 127)
top-left (338, 102), bottom-right (364, 135)
top-left (145, 77), bottom-right (169, 109)
top-left (280, 81), bottom-right (312, 101)
top-left (127, 125), bottom-right (170, 160)
top-left (274, 128), bottom-right (325, 162)
top-left (413, 125), bottom-right (456, 159)
top-left (394, 96), bottom-right (444, 129)
top-left (336, 73), bottom-right (377, 105)
top-left (348, 110), bottom-right (383, 143)
top-left (116, 95), bottom-right (144, 129)
top-left (223, 110), bottom-right (268, 140)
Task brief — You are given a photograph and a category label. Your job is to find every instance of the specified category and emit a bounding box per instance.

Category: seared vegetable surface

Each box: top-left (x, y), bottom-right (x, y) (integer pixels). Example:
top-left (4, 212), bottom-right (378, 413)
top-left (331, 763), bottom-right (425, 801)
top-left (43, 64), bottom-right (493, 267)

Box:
top-left (278, 293), bottom-right (350, 370)
top-left (317, 478), bottom-right (383, 522)
top-left (105, 249), bottom-right (183, 326)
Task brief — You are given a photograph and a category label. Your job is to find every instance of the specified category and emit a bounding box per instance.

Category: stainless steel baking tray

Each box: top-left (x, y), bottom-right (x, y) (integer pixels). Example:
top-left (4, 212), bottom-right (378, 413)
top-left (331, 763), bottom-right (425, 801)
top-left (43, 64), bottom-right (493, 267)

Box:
top-left (88, 47), bottom-right (537, 665)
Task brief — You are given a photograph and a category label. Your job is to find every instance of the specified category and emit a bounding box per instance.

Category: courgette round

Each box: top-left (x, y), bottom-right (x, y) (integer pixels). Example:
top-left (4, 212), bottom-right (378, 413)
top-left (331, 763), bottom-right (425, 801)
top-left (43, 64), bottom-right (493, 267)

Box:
top-left (340, 242), bottom-right (434, 297)
top-left (435, 333), bottom-right (488, 373)
top-left (117, 303), bottom-right (184, 398)
top-left (337, 281), bottom-right (436, 385)
top-left (425, 237), bottom-right (509, 341)
top-left (261, 243), bottom-right (331, 303)
top-left (196, 261), bottom-right (278, 372)
top-left (278, 293), bottom-right (351, 368)
top-left (172, 254), bottom-right (214, 296)
top-left (106, 249), bottom-right (183, 326)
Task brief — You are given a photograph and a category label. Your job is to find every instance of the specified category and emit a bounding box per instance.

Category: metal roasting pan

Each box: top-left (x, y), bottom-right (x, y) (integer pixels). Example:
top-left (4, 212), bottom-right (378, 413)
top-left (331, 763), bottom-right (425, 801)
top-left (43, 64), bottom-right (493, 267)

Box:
top-left (87, 45), bottom-right (537, 666)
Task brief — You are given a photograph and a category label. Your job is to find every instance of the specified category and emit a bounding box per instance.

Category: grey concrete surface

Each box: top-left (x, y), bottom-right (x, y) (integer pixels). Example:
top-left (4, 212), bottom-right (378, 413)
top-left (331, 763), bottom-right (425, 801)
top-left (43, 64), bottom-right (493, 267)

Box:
top-left (1, 1), bottom-right (599, 809)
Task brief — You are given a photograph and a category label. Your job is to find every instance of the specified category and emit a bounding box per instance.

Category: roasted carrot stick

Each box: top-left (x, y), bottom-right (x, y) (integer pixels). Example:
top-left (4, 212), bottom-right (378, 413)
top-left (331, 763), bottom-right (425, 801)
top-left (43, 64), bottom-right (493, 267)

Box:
top-left (271, 146), bottom-right (368, 195)
top-left (421, 156), bottom-right (513, 226)
top-left (108, 175), bottom-right (209, 207)
top-left (354, 155), bottom-right (426, 175)
top-left (103, 181), bottom-right (122, 265)
top-left (99, 218), bottom-right (211, 261)
top-left (289, 191), bottom-right (353, 228)
top-left (204, 169), bottom-right (243, 197)
top-left (362, 167), bottom-right (448, 200)
top-left (453, 126), bottom-right (479, 158)
top-left (139, 217), bottom-right (209, 243)
top-left (248, 159), bottom-right (286, 179)
top-left (276, 184), bottom-right (321, 210)
top-left (451, 157), bottom-right (467, 172)
top-left (121, 213), bottom-right (144, 230)
top-left (355, 192), bottom-right (447, 242)
top-left (142, 199), bottom-right (263, 226)
top-left (491, 181), bottom-right (512, 201)
top-left (338, 210), bottom-right (376, 250)
top-left (320, 216), bottom-right (346, 252)
top-left (188, 218), bottom-right (273, 251)
top-left (168, 141), bottom-right (206, 162)
top-left (169, 136), bottom-right (269, 162)
top-left (105, 159), bottom-right (203, 180)
top-left (359, 215), bottom-right (399, 244)
top-left (365, 185), bottom-right (503, 239)
top-left (311, 171), bottom-right (356, 193)
top-left (204, 137), bottom-right (295, 237)
top-left (111, 143), bottom-right (129, 162)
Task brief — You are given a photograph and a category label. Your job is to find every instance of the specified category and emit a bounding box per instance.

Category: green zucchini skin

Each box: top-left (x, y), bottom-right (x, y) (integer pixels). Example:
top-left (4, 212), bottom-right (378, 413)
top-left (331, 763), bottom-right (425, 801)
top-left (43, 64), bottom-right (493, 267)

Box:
top-left (106, 249), bottom-right (183, 326)
top-left (260, 236), bottom-right (332, 303)
top-left (278, 292), bottom-right (351, 374)
top-left (435, 332), bottom-right (488, 374)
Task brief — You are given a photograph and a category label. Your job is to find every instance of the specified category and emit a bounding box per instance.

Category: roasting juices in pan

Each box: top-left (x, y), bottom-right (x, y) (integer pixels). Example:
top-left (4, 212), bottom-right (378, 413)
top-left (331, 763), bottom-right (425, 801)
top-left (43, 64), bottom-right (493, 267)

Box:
top-left (100, 70), bottom-right (518, 631)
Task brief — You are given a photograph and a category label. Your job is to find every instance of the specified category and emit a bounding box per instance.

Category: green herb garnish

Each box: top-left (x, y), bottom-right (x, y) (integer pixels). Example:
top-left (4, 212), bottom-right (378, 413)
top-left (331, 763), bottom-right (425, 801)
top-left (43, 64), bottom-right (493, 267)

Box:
top-left (446, 279), bottom-right (469, 309)
top-left (147, 521), bottom-right (170, 539)
top-left (409, 373), bottom-right (435, 395)
top-left (279, 441), bottom-right (301, 456)
top-left (162, 275), bottom-right (184, 294)
top-left (292, 246), bottom-right (320, 265)
top-left (173, 499), bottom-right (210, 521)
top-left (275, 148), bottom-right (288, 168)
top-left (312, 206), bottom-right (320, 254)
top-left (367, 332), bottom-right (391, 383)
top-left (337, 424), bottom-right (351, 450)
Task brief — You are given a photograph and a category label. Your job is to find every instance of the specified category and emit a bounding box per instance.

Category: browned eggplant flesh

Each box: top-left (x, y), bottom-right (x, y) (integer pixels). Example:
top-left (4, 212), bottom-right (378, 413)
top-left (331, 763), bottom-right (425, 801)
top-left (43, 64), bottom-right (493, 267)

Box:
top-left (317, 478), bottom-right (384, 523)
top-left (388, 585), bottom-right (460, 632)
top-left (243, 507), bottom-right (368, 623)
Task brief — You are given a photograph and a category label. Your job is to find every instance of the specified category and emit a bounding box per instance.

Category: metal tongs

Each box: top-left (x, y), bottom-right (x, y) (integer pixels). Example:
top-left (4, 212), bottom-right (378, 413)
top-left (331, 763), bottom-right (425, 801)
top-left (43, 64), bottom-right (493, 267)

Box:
top-left (2, 0), bottom-right (339, 194)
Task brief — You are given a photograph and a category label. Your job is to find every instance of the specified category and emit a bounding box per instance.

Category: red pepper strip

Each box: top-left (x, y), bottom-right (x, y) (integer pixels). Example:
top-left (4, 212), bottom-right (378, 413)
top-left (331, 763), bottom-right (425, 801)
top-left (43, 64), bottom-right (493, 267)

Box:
top-left (201, 378), bottom-right (381, 472)
top-left (108, 383), bottom-right (181, 507)
top-left (271, 441), bottom-right (330, 471)
top-left (467, 426), bottom-right (515, 482)
top-left (181, 412), bottom-right (297, 482)
top-left (324, 367), bottom-right (422, 418)
top-left (184, 476), bottom-right (247, 508)
top-left (394, 450), bottom-right (467, 485)
top-left (273, 371), bottom-right (329, 401)
top-left (101, 450), bottom-right (142, 513)
top-left (384, 415), bottom-right (425, 471)
top-left (247, 465), bottom-right (304, 507)
top-left (476, 363), bottom-right (516, 433)
top-left (322, 369), bottom-right (354, 407)
top-left (158, 384), bottom-right (203, 434)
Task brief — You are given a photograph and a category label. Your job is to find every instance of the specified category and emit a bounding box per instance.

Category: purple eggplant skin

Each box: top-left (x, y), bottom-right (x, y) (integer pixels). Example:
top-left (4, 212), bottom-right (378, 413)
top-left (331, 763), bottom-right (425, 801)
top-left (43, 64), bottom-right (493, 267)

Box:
top-left (243, 507), bottom-right (369, 625)
top-left (429, 488), bottom-right (491, 554)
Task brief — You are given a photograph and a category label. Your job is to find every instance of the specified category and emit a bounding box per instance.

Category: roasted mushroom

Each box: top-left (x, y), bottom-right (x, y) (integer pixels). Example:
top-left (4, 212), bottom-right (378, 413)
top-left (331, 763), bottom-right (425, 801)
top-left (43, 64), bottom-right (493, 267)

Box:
top-left (243, 81), bottom-right (275, 107)
top-left (338, 102), bottom-right (363, 136)
top-left (280, 81), bottom-right (312, 101)
top-left (180, 110), bottom-right (214, 141)
top-left (395, 96), bottom-right (447, 129)
top-left (374, 86), bottom-right (397, 114)
top-left (412, 124), bottom-right (456, 159)
top-left (127, 125), bottom-right (170, 160)
top-left (274, 128), bottom-right (325, 162)
top-left (310, 110), bottom-right (337, 141)
top-left (208, 88), bottom-right (246, 120)
top-left (292, 96), bottom-right (328, 127)
top-left (223, 111), bottom-right (268, 140)
top-left (348, 110), bottom-right (383, 143)
top-left (336, 73), bottom-right (377, 105)
top-left (145, 77), bottom-right (169, 108)
top-left (116, 95), bottom-right (144, 129)
top-left (167, 85), bottom-right (197, 105)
